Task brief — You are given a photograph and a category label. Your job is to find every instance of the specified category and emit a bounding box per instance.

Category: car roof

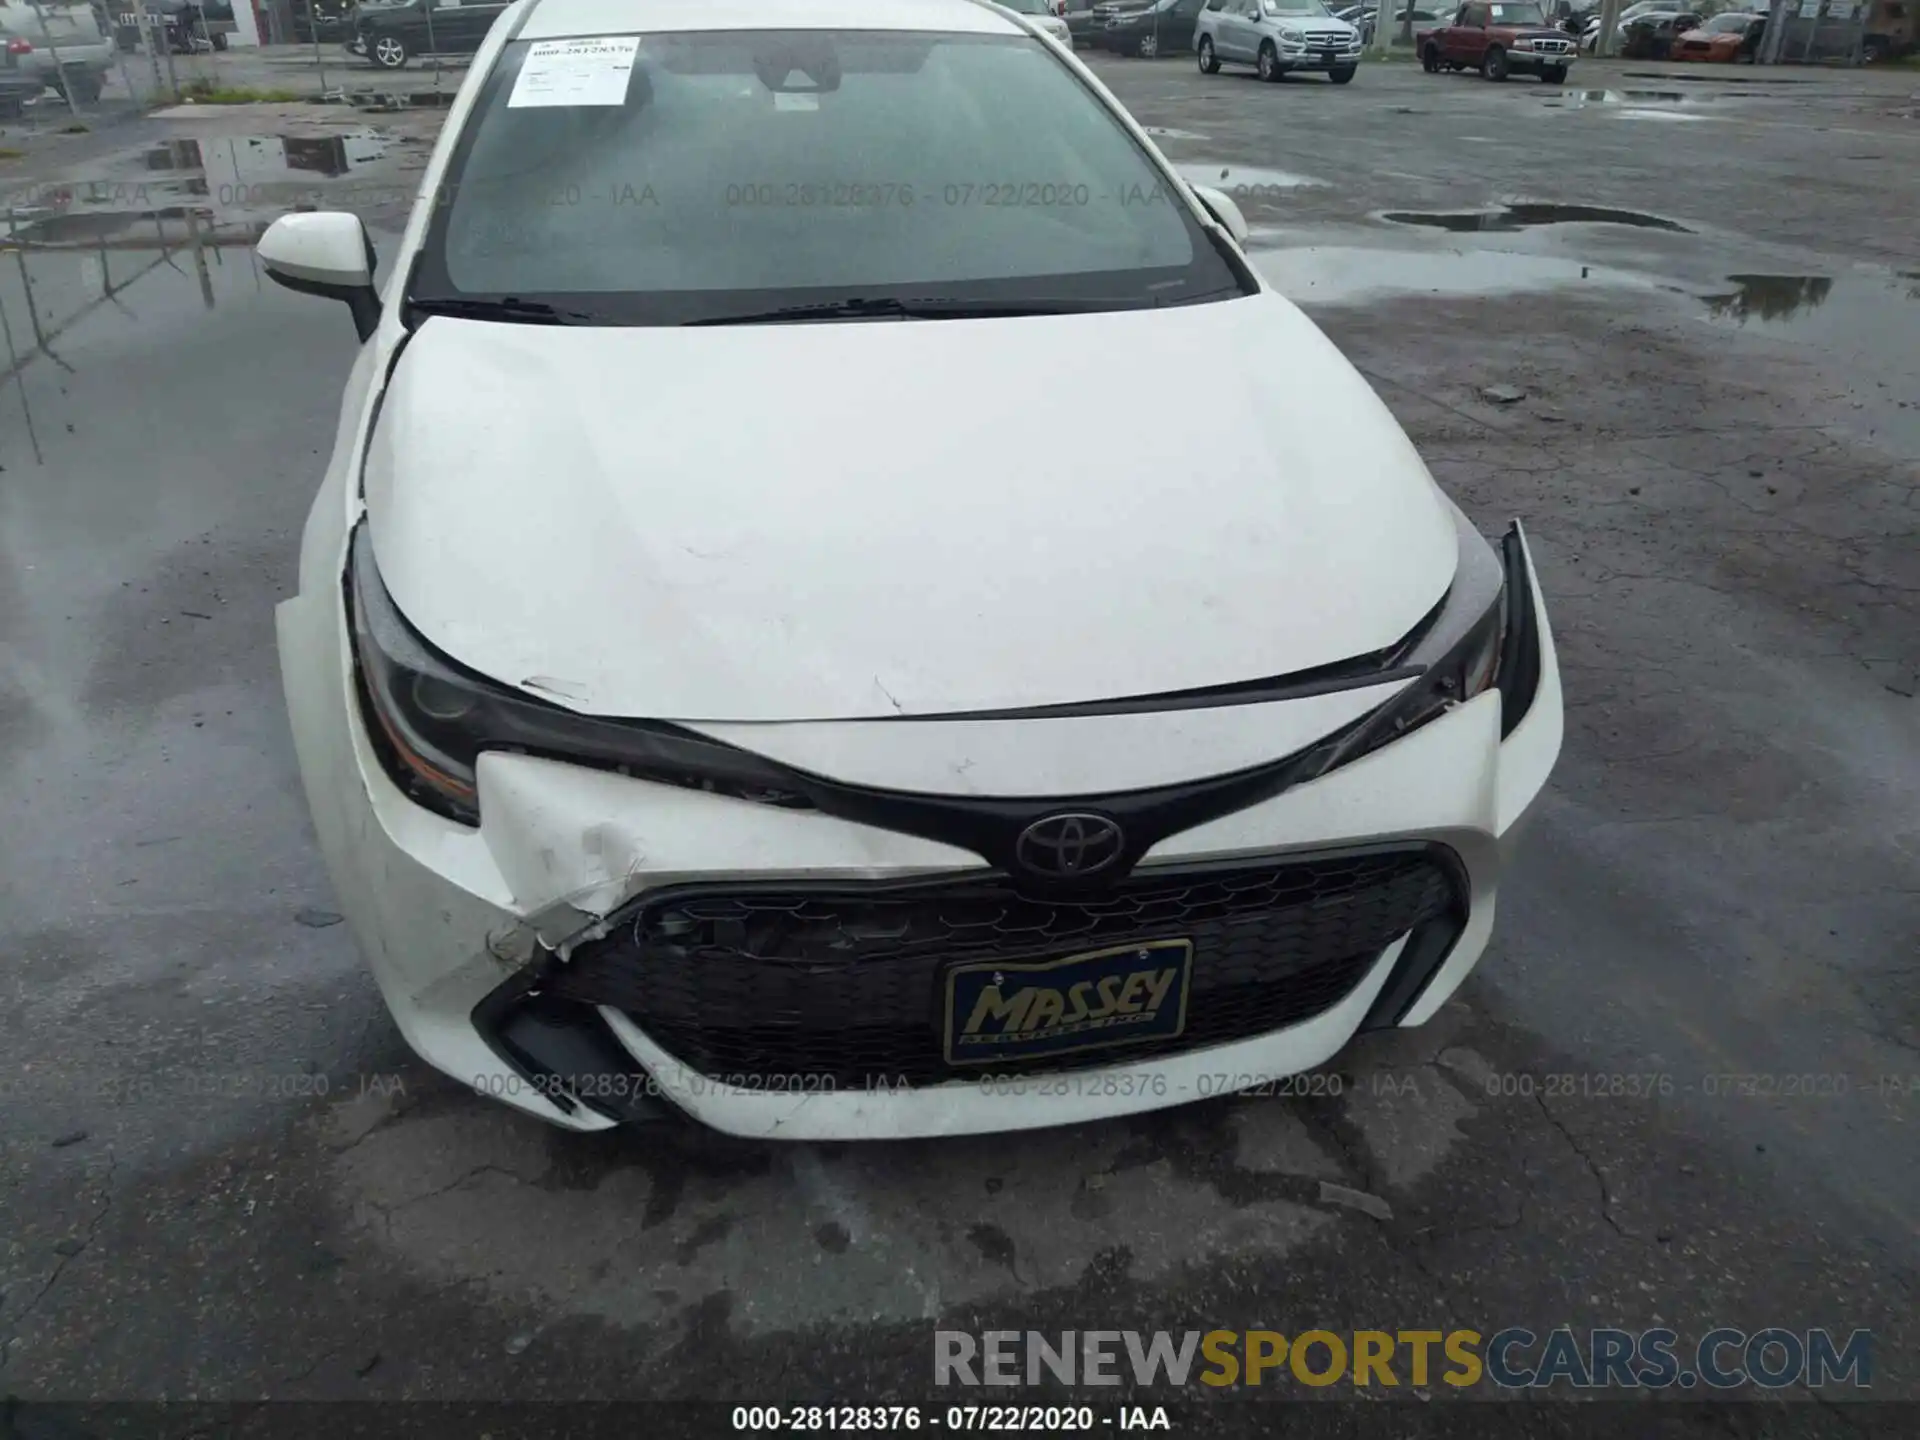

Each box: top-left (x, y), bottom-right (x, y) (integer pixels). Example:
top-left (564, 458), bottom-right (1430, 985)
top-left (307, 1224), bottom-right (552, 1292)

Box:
top-left (520, 0), bottom-right (1022, 40)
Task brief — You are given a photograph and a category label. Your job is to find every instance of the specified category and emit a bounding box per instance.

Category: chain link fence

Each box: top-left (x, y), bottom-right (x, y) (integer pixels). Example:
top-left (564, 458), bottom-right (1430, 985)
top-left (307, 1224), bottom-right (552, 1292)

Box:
top-left (1757, 0), bottom-right (1874, 62)
top-left (1, 3), bottom-right (466, 149)
top-left (1, 192), bottom-right (259, 460)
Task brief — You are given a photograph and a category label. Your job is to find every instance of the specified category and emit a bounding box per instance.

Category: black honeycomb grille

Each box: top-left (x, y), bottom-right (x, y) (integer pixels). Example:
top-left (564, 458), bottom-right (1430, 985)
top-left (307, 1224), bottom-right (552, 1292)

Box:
top-left (547, 849), bottom-right (1460, 1088)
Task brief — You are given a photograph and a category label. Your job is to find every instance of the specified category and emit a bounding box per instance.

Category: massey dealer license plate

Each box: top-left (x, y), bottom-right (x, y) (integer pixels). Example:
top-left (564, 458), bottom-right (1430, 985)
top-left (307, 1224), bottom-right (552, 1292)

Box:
top-left (944, 938), bottom-right (1194, 1067)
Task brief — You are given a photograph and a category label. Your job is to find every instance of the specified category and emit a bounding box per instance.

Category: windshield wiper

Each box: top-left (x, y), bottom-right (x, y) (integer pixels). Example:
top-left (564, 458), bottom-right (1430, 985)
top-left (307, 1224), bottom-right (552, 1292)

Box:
top-left (685, 296), bottom-right (1112, 326)
top-left (405, 295), bottom-right (590, 326)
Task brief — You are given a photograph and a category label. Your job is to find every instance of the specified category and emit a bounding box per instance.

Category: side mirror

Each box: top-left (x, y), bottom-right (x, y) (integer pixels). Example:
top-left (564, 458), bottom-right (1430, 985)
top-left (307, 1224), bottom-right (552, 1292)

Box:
top-left (1189, 183), bottom-right (1249, 244)
top-left (257, 211), bottom-right (381, 342)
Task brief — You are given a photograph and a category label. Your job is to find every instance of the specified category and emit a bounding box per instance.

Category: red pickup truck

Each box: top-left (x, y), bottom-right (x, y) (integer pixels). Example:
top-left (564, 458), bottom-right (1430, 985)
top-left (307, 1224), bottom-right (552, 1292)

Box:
top-left (1416, 0), bottom-right (1579, 81)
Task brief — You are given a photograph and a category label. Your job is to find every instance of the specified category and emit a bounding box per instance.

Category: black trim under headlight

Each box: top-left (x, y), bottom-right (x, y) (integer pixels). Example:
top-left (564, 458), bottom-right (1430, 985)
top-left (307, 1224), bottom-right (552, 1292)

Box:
top-left (346, 524), bottom-right (809, 826)
top-left (1293, 506), bottom-right (1509, 781)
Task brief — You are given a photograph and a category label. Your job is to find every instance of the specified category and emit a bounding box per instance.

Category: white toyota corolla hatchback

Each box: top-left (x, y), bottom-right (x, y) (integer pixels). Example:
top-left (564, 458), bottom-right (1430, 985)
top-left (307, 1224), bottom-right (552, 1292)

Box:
top-left (264, 0), bottom-right (1562, 1139)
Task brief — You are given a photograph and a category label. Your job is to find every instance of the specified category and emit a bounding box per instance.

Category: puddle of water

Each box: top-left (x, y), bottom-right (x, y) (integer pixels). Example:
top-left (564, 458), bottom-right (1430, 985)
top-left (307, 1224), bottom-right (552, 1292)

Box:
top-left (1381, 203), bottom-right (1691, 235)
top-left (1621, 70), bottom-right (1807, 84)
top-left (1175, 163), bottom-right (1327, 197)
top-left (1, 212), bottom-right (396, 464)
top-left (1703, 274), bottom-right (1835, 324)
top-left (1695, 274), bottom-right (1920, 457)
top-left (144, 140), bottom-right (204, 173)
top-left (1250, 245), bottom-right (1661, 304)
top-left (1550, 89), bottom-right (1744, 117)
top-left (1568, 88), bottom-right (1750, 105)
top-left (203, 131), bottom-right (391, 184)
top-left (5, 208), bottom-right (202, 246)
top-left (6, 129), bottom-right (401, 231)
top-left (195, 131), bottom-right (391, 217)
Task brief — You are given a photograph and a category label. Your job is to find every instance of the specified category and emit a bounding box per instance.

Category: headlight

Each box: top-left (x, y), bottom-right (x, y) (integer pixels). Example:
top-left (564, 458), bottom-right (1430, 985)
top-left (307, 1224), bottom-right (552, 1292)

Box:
top-left (347, 524), bottom-right (805, 825)
top-left (1279, 25), bottom-right (1304, 41)
top-left (1295, 509), bottom-right (1509, 782)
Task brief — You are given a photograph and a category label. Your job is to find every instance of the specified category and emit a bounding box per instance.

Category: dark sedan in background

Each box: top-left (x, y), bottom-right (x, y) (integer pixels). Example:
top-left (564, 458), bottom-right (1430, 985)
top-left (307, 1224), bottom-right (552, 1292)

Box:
top-left (1094, 0), bottom-right (1207, 54)
top-left (347, 0), bottom-right (506, 67)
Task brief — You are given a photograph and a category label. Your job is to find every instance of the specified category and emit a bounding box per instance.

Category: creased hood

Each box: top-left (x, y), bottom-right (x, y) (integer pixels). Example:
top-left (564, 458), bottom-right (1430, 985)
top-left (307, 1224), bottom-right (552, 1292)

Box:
top-left (363, 293), bottom-right (1456, 721)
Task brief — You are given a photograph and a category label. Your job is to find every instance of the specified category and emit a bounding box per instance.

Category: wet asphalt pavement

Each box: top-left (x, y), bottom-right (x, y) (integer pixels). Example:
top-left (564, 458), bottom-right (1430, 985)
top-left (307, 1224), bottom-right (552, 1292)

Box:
top-left (1, 53), bottom-right (1917, 1432)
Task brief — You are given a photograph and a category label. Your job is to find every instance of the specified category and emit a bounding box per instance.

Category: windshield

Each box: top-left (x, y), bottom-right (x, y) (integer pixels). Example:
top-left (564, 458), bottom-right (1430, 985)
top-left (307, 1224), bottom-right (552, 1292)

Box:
top-left (415, 30), bottom-right (1242, 325)
top-left (1487, 2), bottom-right (1547, 22)
top-left (1703, 11), bottom-right (1749, 27)
top-left (1264, 0), bottom-right (1333, 14)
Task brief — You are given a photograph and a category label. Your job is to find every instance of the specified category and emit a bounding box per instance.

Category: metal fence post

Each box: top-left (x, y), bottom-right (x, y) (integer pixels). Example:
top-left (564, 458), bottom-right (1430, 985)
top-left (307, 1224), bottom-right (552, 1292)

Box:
top-left (1758, 0), bottom-right (1783, 63)
top-left (1369, 0), bottom-right (1394, 55)
top-left (0, 286), bottom-right (45, 464)
top-left (184, 207), bottom-right (215, 306)
top-left (131, 0), bottom-right (168, 99)
top-left (160, 13), bottom-right (182, 97)
top-left (1595, 0), bottom-right (1623, 57)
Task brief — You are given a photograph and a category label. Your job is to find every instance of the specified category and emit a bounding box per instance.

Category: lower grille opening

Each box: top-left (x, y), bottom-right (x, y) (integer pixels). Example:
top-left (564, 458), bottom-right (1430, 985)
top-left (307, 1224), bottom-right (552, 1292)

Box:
top-left (472, 984), bottom-right (674, 1124)
top-left (546, 847), bottom-right (1464, 1090)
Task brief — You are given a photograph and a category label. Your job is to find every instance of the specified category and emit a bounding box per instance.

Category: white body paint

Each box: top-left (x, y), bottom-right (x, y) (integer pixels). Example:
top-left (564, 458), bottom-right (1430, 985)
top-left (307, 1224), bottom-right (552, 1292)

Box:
top-left (272, 0), bottom-right (1564, 1138)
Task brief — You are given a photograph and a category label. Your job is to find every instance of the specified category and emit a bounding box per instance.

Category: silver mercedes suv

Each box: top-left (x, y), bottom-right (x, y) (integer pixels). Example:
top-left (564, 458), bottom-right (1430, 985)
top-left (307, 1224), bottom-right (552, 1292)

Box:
top-left (1195, 0), bottom-right (1364, 81)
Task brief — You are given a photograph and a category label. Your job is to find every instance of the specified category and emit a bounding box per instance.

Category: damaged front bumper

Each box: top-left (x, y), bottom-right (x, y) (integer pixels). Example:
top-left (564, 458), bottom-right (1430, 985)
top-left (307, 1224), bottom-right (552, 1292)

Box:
top-left (276, 524), bottom-right (1561, 1139)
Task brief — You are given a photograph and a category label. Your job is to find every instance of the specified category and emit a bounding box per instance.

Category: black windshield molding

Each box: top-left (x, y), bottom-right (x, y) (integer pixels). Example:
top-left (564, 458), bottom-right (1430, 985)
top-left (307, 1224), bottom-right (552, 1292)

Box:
top-left (1201, 220), bottom-right (1262, 294)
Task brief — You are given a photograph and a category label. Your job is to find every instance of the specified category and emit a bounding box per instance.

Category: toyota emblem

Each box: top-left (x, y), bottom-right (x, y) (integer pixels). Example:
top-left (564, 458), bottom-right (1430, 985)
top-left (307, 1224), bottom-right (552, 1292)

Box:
top-left (1014, 812), bottom-right (1126, 880)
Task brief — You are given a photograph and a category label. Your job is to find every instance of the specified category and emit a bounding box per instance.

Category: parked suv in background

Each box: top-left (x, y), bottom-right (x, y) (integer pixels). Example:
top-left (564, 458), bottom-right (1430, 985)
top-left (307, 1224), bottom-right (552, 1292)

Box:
top-left (0, 0), bottom-right (113, 104)
top-left (1099, 0), bottom-right (1206, 55)
top-left (1064, 0), bottom-right (1108, 45)
top-left (1197, 0), bottom-right (1363, 80)
top-left (349, 0), bottom-right (509, 69)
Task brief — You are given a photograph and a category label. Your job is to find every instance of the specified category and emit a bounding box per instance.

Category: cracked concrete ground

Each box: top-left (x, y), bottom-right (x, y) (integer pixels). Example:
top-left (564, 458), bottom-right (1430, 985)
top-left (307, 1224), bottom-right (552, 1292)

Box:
top-left (0, 55), bottom-right (1916, 1427)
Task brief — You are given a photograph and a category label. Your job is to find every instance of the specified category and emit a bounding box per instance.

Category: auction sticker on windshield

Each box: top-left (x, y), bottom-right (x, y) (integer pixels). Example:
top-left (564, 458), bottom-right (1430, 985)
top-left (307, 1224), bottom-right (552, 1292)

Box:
top-left (508, 37), bottom-right (641, 108)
